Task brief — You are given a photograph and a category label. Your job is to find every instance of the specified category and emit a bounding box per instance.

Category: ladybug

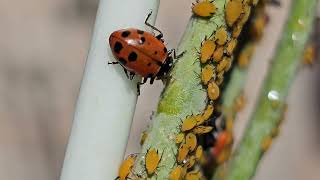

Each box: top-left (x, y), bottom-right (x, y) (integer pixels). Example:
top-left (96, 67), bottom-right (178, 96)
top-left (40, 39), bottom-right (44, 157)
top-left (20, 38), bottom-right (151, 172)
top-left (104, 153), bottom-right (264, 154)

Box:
top-left (108, 11), bottom-right (183, 94)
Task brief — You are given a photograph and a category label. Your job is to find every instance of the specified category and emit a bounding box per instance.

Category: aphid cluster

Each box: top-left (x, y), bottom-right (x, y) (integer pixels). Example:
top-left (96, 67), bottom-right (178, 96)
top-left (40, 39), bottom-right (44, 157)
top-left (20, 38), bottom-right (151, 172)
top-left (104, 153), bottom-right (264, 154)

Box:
top-left (170, 104), bottom-right (215, 179)
top-left (189, 0), bottom-right (265, 168)
top-left (116, 148), bottom-right (165, 179)
top-left (166, 0), bottom-right (260, 175)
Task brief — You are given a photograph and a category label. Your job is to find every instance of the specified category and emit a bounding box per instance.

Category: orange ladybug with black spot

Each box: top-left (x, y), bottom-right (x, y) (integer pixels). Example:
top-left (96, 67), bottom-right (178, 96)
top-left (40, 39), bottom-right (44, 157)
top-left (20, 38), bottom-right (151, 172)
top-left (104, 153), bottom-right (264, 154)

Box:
top-left (109, 11), bottom-right (183, 94)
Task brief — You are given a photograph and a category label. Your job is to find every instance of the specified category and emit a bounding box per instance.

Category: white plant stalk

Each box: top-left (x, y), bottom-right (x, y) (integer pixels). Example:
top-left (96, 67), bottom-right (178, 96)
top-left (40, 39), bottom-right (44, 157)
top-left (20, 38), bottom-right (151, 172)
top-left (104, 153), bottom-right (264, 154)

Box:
top-left (60, 0), bottom-right (160, 180)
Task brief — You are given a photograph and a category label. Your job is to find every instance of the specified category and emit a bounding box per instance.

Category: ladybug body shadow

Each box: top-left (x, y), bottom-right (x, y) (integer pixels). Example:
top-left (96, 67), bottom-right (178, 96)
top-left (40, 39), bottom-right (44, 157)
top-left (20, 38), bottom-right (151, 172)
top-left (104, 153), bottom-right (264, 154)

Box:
top-left (109, 12), bottom-right (182, 95)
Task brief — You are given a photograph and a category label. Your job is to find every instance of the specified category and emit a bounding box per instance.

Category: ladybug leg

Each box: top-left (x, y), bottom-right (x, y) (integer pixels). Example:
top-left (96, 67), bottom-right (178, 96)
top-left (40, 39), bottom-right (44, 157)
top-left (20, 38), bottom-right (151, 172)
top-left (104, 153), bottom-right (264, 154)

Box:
top-left (123, 69), bottom-right (130, 79)
top-left (129, 72), bottom-right (135, 80)
top-left (149, 77), bottom-right (155, 84)
top-left (170, 49), bottom-right (186, 59)
top-left (137, 78), bottom-right (148, 95)
top-left (145, 11), bottom-right (163, 39)
top-left (155, 34), bottom-right (163, 40)
top-left (108, 62), bottom-right (130, 79)
top-left (136, 84), bottom-right (141, 95)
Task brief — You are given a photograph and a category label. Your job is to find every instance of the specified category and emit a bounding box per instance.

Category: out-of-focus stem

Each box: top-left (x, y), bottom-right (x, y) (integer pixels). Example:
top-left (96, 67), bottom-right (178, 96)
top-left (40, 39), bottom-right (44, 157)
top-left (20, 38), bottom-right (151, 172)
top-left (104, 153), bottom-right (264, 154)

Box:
top-left (214, 0), bottom-right (318, 179)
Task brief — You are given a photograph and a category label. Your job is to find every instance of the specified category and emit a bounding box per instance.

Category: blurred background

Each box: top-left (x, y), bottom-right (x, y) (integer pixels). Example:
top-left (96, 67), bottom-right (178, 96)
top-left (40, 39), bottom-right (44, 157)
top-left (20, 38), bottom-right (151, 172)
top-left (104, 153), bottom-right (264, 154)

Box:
top-left (0, 0), bottom-right (319, 180)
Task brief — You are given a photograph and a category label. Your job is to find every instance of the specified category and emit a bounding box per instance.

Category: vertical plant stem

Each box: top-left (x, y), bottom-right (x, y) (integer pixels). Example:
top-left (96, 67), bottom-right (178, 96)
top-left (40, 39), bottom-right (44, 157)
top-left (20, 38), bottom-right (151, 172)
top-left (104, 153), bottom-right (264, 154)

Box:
top-left (214, 0), bottom-right (318, 179)
top-left (60, 0), bottom-right (159, 180)
top-left (133, 0), bottom-right (228, 179)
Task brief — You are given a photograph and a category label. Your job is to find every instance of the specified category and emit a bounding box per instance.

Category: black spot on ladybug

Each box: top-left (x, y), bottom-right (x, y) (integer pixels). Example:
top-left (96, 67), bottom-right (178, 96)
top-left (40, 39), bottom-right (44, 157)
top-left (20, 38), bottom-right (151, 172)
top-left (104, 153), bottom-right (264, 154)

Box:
top-left (163, 47), bottom-right (167, 53)
top-left (154, 51), bottom-right (158, 55)
top-left (114, 42), bottom-right (123, 54)
top-left (137, 30), bottom-right (144, 34)
top-left (121, 31), bottom-right (131, 38)
top-left (147, 62), bottom-right (152, 66)
top-left (128, 52), bottom-right (138, 61)
top-left (140, 37), bottom-right (146, 44)
top-left (119, 57), bottom-right (127, 65)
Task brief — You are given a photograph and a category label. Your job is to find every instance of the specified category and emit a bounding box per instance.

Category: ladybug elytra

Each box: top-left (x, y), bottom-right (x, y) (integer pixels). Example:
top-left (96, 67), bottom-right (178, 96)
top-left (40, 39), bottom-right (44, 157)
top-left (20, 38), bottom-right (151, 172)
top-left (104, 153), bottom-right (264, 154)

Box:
top-left (108, 11), bottom-right (183, 94)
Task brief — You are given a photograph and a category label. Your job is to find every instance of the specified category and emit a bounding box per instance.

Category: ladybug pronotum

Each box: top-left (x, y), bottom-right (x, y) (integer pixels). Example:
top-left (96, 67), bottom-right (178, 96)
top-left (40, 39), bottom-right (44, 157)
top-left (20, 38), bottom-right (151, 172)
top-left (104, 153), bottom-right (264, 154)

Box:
top-left (109, 11), bottom-right (182, 94)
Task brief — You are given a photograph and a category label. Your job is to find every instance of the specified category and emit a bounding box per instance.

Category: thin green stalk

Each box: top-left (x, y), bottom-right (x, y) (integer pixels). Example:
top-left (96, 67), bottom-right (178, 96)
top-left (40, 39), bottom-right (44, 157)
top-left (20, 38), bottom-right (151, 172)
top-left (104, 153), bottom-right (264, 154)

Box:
top-left (214, 0), bottom-right (318, 179)
top-left (222, 45), bottom-right (253, 112)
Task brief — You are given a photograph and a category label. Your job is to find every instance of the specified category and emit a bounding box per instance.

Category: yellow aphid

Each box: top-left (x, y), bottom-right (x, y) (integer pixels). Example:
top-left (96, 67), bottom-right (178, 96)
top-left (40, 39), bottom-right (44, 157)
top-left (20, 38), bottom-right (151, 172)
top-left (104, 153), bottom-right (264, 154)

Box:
top-left (225, 0), bottom-right (243, 27)
top-left (199, 104), bottom-right (214, 124)
top-left (117, 154), bottom-right (137, 180)
top-left (194, 114), bottom-right (204, 126)
top-left (185, 170), bottom-right (201, 180)
top-left (225, 115), bottom-right (234, 132)
top-left (195, 115), bottom-right (206, 127)
top-left (212, 46), bottom-right (224, 62)
top-left (185, 133), bottom-right (197, 152)
top-left (251, 13), bottom-right (267, 40)
top-left (261, 136), bottom-right (273, 152)
top-left (225, 131), bottom-right (233, 145)
top-left (200, 39), bottom-right (216, 63)
top-left (176, 133), bottom-right (185, 144)
top-left (181, 116), bottom-right (198, 132)
top-left (234, 94), bottom-right (246, 112)
top-left (169, 165), bottom-right (184, 180)
top-left (238, 3), bottom-right (251, 26)
top-left (192, 0), bottom-right (218, 18)
top-left (201, 64), bottom-right (215, 85)
top-left (215, 27), bottom-right (228, 46)
top-left (207, 81), bottom-right (220, 100)
top-left (224, 56), bottom-right (232, 71)
top-left (303, 44), bottom-right (315, 65)
top-left (140, 130), bottom-right (148, 146)
top-left (145, 148), bottom-right (161, 176)
top-left (177, 143), bottom-right (190, 163)
top-left (238, 43), bottom-right (255, 68)
top-left (180, 166), bottom-right (187, 178)
top-left (192, 126), bottom-right (213, 134)
top-left (195, 145), bottom-right (203, 160)
top-left (238, 51), bottom-right (249, 68)
top-left (217, 57), bottom-right (231, 72)
top-left (216, 70), bottom-right (224, 85)
top-left (186, 155), bottom-right (196, 169)
top-left (232, 24), bottom-right (243, 38)
top-left (226, 38), bottom-right (238, 56)
top-left (216, 147), bottom-right (231, 164)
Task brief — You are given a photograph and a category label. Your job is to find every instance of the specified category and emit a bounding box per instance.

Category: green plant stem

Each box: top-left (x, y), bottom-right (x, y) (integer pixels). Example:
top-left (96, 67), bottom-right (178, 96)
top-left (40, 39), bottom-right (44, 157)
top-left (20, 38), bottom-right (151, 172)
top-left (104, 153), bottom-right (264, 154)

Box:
top-left (222, 52), bottom-right (251, 112)
top-left (133, 1), bottom-right (228, 179)
top-left (214, 0), bottom-right (318, 180)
